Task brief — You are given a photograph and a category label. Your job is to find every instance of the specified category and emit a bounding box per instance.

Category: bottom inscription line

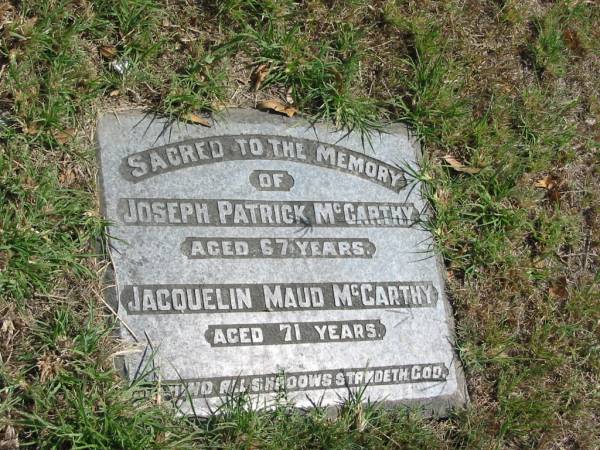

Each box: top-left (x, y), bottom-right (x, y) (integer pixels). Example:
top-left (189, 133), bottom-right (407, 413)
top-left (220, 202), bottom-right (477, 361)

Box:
top-left (163, 363), bottom-right (448, 399)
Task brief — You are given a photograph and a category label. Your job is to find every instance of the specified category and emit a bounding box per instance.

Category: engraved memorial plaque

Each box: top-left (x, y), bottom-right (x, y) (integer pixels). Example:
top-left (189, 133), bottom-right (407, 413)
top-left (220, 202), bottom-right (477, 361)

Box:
top-left (97, 109), bottom-right (467, 415)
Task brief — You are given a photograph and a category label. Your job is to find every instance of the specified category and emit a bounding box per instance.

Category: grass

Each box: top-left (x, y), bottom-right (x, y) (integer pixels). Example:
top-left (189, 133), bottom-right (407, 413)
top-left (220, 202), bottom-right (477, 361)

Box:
top-left (1, 0), bottom-right (599, 448)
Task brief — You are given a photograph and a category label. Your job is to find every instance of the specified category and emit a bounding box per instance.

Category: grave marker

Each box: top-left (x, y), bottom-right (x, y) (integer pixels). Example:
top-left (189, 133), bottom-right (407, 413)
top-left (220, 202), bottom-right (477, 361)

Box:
top-left (97, 109), bottom-right (467, 415)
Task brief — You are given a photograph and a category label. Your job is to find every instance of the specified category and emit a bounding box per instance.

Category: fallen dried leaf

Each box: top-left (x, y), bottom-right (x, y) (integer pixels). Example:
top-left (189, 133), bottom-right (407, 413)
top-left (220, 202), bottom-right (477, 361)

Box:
top-left (37, 354), bottom-right (61, 383)
top-left (547, 187), bottom-right (561, 203)
top-left (0, 425), bottom-right (19, 450)
top-left (549, 277), bottom-right (568, 299)
top-left (563, 29), bottom-right (585, 56)
top-left (1, 318), bottom-right (14, 336)
top-left (0, 2), bottom-right (14, 28)
top-left (99, 45), bottom-right (117, 59)
top-left (0, 250), bottom-right (9, 272)
top-left (442, 154), bottom-right (481, 174)
top-left (0, 315), bottom-right (16, 358)
top-left (183, 113), bottom-right (211, 127)
top-left (84, 210), bottom-right (99, 218)
top-left (23, 123), bottom-right (39, 135)
top-left (53, 128), bottom-right (75, 145)
top-left (59, 167), bottom-right (76, 185)
top-left (251, 64), bottom-right (269, 91)
top-left (534, 174), bottom-right (562, 202)
top-left (257, 99), bottom-right (298, 118)
top-left (285, 86), bottom-right (294, 104)
top-left (534, 175), bottom-right (556, 190)
top-left (19, 16), bottom-right (37, 37)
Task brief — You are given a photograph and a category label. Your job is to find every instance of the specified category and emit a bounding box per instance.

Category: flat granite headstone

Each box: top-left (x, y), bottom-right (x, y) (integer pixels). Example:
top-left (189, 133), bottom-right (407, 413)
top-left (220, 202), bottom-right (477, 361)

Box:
top-left (97, 109), bottom-right (467, 415)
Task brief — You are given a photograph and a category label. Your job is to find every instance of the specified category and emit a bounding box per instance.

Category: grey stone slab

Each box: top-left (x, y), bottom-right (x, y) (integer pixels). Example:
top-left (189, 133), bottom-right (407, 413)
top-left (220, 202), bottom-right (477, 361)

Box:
top-left (96, 108), bottom-right (468, 416)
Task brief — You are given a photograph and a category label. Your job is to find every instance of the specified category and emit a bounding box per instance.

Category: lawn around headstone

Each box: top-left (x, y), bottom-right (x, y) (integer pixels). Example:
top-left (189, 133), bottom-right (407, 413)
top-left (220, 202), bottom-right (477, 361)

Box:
top-left (0, 1), bottom-right (598, 449)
